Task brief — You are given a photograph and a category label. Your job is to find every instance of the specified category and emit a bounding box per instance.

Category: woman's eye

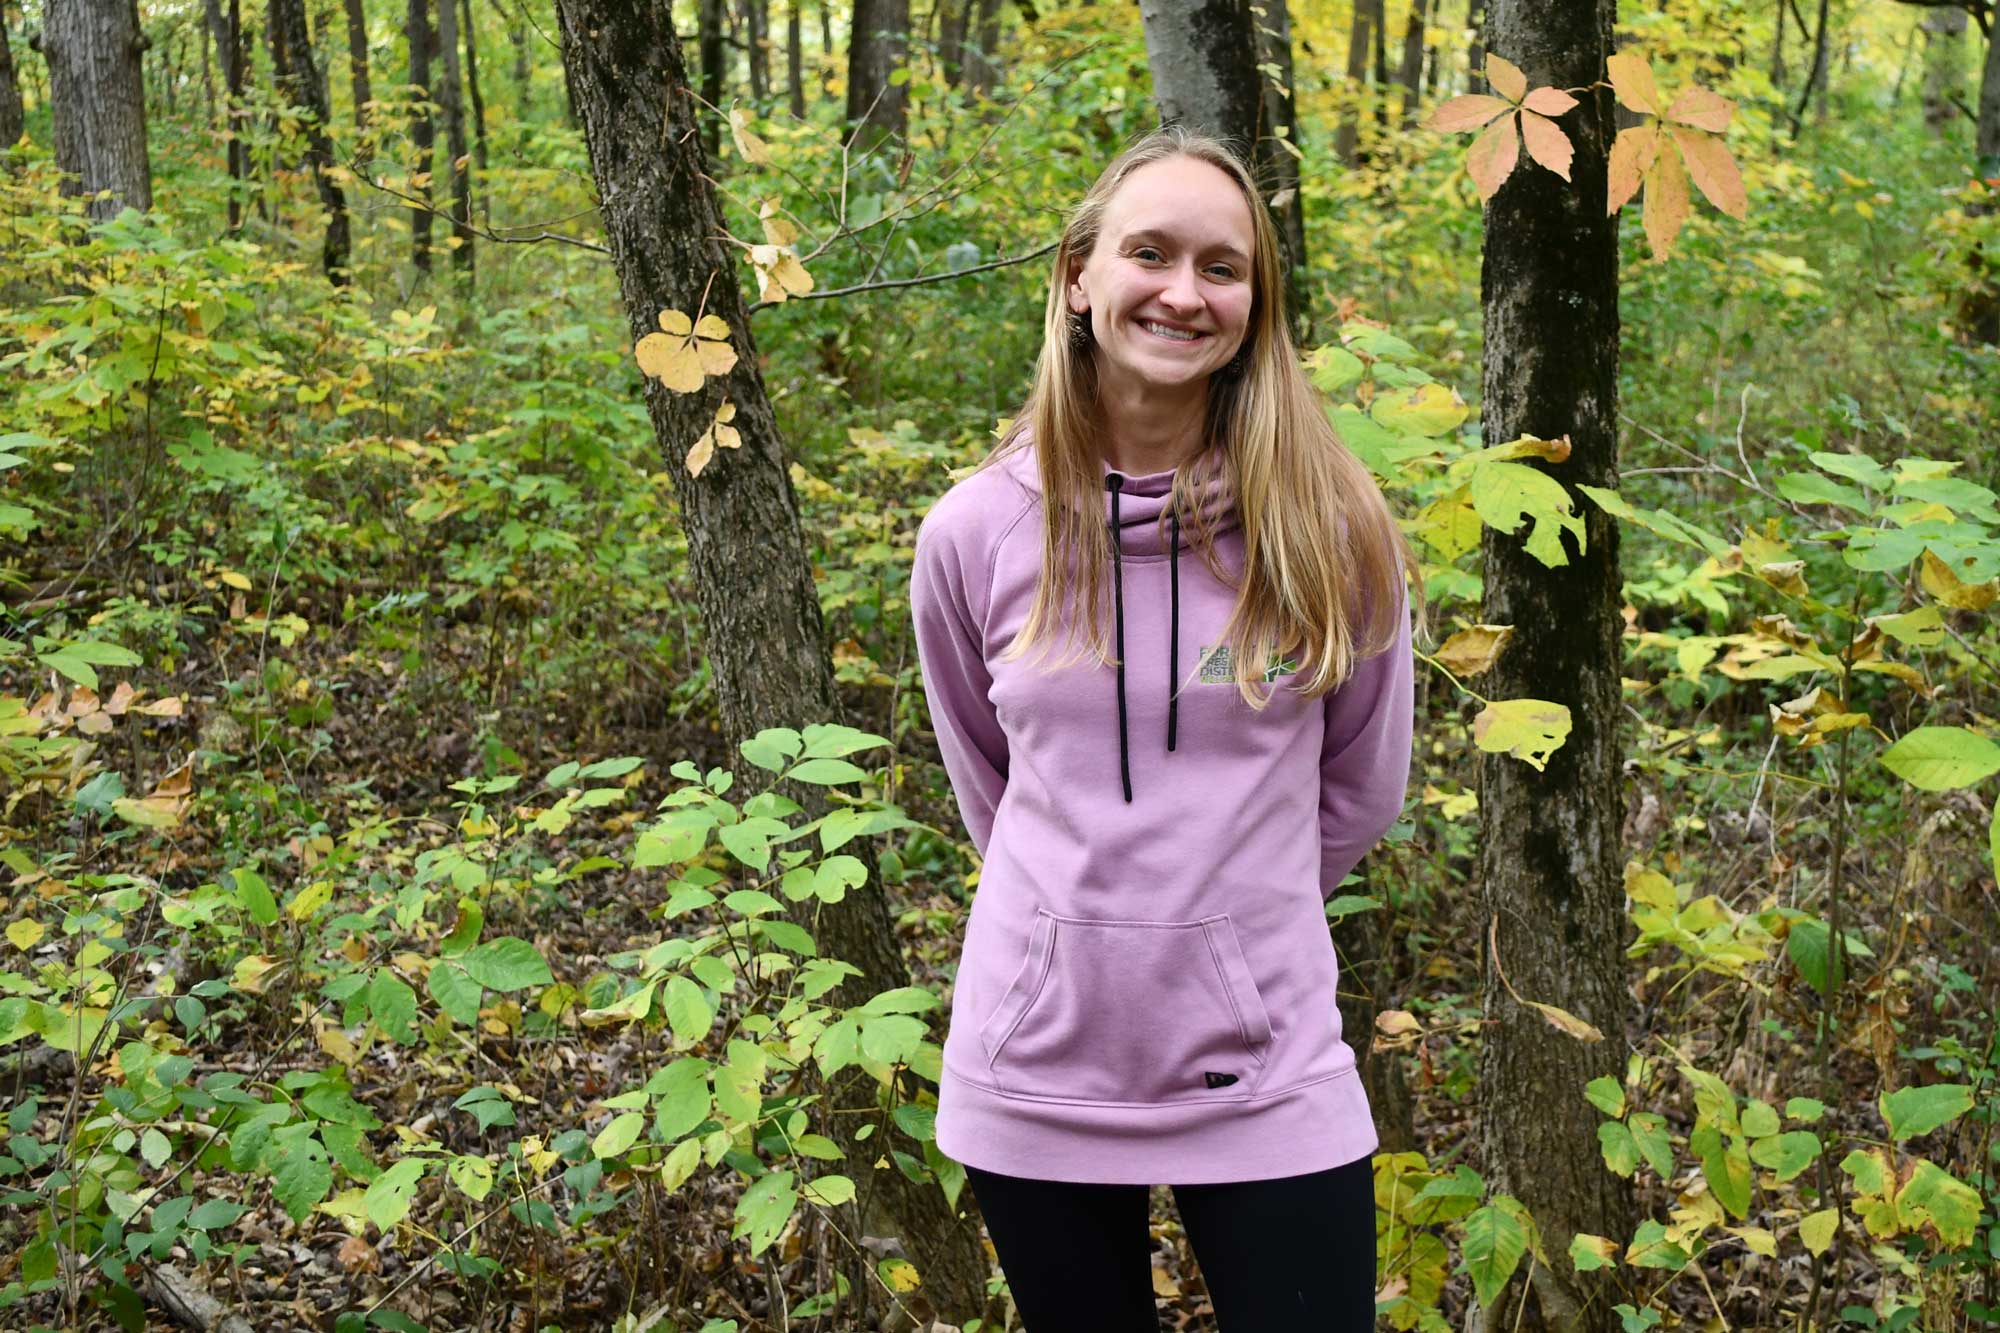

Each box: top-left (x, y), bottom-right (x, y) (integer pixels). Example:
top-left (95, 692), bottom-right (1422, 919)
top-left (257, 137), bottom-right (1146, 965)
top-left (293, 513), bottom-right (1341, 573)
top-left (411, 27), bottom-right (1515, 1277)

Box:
top-left (1206, 264), bottom-right (1236, 279)
top-left (1133, 247), bottom-right (1163, 262)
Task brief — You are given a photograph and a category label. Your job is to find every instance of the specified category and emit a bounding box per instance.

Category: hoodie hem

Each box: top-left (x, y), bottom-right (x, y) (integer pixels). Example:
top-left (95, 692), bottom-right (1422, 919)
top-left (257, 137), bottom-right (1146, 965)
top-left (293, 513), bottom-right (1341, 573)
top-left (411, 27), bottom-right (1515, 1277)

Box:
top-left (935, 1057), bottom-right (1380, 1185)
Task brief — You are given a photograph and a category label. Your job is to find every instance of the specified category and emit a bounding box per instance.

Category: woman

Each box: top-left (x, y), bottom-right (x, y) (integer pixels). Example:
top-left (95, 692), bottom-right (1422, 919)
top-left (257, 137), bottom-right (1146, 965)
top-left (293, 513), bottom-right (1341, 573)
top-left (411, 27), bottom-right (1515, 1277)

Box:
top-left (909, 124), bottom-right (1421, 1330)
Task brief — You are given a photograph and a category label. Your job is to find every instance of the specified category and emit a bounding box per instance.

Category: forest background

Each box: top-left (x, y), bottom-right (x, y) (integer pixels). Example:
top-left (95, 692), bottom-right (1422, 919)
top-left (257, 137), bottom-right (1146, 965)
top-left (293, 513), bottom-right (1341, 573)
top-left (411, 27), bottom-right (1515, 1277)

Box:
top-left (2, 0), bottom-right (1999, 1330)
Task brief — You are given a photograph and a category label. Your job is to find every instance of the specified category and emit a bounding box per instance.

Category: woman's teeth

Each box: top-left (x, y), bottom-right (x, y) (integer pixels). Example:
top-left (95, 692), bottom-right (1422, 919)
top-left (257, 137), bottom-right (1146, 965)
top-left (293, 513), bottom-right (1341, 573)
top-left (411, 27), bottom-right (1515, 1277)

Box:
top-left (1141, 321), bottom-right (1201, 342)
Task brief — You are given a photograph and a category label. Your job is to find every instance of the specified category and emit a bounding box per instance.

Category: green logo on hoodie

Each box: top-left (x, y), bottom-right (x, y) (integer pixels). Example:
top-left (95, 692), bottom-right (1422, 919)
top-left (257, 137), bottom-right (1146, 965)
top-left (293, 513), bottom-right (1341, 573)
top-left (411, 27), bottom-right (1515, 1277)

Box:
top-left (1198, 645), bottom-right (1298, 684)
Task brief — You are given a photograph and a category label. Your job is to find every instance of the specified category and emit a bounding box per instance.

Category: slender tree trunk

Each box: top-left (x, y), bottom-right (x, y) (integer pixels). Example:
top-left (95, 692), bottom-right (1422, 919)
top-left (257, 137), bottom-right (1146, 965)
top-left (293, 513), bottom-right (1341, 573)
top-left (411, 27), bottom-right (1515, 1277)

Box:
top-left (938, 0), bottom-right (966, 87)
top-left (0, 3), bottom-right (25, 150)
top-left (408, 0), bottom-right (434, 270)
top-left (962, 0), bottom-right (1000, 97)
top-left (1399, 0), bottom-right (1427, 126)
top-left (499, 0), bottom-right (528, 120)
top-left (1371, 0), bottom-right (1389, 134)
top-left (1475, 1), bottom-right (1633, 1328)
top-left (224, 0), bottom-right (246, 228)
top-left (201, 0), bottom-right (216, 129)
top-left (1334, 0), bottom-right (1377, 165)
top-left (1768, 0), bottom-right (1785, 90)
top-left (1965, 14), bottom-right (2000, 344)
top-left (268, 0), bottom-right (353, 281)
top-left (1921, 5), bottom-right (1967, 137)
top-left (342, 0), bottom-right (371, 128)
top-left (460, 0), bottom-right (487, 170)
top-left (434, 0), bottom-right (472, 273)
top-left (1139, 0), bottom-right (1261, 156)
top-left (41, 0), bottom-right (154, 217)
top-left (1789, 0), bottom-right (1828, 138)
top-left (550, 0), bottom-right (997, 1323)
top-left (1466, 0), bottom-right (1486, 92)
top-left (1251, 0), bottom-right (1309, 340)
top-left (741, 0), bottom-right (769, 98)
top-left (847, 0), bottom-right (910, 147)
top-left (699, 0), bottom-right (723, 159)
top-left (787, 0), bottom-right (804, 116)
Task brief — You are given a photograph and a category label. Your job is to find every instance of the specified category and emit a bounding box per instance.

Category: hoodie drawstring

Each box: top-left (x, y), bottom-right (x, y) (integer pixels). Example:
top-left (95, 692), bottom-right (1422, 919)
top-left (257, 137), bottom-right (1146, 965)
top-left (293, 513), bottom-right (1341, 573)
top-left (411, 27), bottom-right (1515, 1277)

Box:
top-left (1106, 473), bottom-right (1183, 802)
top-left (1106, 474), bottom-right (1133, 803)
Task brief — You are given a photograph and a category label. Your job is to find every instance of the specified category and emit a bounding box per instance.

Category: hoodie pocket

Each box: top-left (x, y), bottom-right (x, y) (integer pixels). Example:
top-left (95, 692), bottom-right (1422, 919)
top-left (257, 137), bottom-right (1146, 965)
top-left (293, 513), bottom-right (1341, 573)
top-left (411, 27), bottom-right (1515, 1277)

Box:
top-left (977, 909), bottom-right (1274, 1104)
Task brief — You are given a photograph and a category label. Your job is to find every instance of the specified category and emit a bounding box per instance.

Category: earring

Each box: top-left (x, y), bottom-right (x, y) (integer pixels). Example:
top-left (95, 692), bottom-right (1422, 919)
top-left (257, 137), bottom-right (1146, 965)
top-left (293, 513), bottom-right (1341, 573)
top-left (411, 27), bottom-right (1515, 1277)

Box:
top-left (1068, 309), bottom-right (1093, 349)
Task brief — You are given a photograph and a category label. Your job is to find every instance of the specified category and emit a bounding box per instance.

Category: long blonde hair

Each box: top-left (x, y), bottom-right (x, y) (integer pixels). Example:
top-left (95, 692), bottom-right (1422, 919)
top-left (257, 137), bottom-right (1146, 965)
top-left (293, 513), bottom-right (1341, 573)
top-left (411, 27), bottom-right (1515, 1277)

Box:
top-left (977, 124), bottom-right (1424, 706)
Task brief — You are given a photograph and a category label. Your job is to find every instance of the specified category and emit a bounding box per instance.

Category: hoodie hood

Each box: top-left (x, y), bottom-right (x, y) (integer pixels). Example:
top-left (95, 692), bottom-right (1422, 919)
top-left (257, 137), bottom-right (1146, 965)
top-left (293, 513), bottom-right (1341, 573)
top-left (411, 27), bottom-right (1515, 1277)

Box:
top-left (995, 438), bottom-right (1243, 802)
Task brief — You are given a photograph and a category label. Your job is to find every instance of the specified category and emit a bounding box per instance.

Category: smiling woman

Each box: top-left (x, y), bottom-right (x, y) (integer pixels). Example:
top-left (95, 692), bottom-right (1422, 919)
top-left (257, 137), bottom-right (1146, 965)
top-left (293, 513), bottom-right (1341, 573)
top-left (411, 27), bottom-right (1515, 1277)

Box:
top-left (908, 124), bottom-right (1425, 1329)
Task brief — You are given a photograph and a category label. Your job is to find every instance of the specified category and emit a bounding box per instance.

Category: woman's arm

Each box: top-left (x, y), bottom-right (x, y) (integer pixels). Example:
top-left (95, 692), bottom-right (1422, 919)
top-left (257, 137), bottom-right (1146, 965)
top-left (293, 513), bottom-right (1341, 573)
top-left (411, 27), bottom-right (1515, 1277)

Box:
top-left (910, 515), bottom-right (1011, 859)
top-left (1317, 585), bottom-right (1416, 900)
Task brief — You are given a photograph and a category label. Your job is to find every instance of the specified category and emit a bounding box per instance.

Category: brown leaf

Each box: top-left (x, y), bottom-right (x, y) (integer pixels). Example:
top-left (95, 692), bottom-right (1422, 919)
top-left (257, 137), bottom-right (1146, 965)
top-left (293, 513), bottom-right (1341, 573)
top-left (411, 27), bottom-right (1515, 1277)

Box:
top-left (1607, 125), bottom-right (1658, 214)
top-left (1664, 85), bottom-right (1735, 133)
top-left (1484, 53), bottom-right (1528, 103)
top-left (152, 758), bottom-right (195, 800)
top-left (1605, 50), bottom-right (1662, 116)
top-left (1521, 85), bottom-right (1578, 117)
top-left (135, 695), bottom-right (184, 717)
top-left (1520, 110), bottom-right (1574, 181)
top-left (105, 681), bottom-right (138, 715)
top-left (1434, 625), bottom-right (1515, 677)
top-left (1669, 125), bottom-right (1747, 219)
top-left (1466, 114), bottom-right (1521, 201)
top-left (1427, 93), bottom-right (1513, 133)
top-left (66, 686), bottom-right (100, 718)
top-left (336, 1235), bottom-right (380, 1274)
top-left (1642, 136), bottom-right (1691, 261)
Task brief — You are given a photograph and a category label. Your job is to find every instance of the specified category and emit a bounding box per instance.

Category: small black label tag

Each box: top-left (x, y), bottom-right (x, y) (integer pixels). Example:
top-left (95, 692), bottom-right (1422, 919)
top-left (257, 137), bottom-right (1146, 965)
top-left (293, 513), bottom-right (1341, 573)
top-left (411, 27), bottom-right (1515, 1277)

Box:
top-left (1203, 1071), bottom-right (1239, 1089)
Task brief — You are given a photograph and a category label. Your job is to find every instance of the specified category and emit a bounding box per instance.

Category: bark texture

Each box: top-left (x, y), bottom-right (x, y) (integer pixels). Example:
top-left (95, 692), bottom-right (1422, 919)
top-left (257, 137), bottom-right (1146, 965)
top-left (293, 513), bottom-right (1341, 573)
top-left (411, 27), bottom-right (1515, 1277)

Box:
top-left (1966, 13), bottom-right (2000, 344)
top-left (460, 0), bottom-right (487, 169)
top-left (1138, 0), bottom-right (1261, 159)
top-left (846, 0), bottom-right (910, 146)
top-left (1476, 0), bottom-right (1633, 1328)
top-left (43, 0), bottom-right (153, 217)
top-left (740, 0), bottom-right (769, 98)
top-left (699, 0), bottom-right (723, 160)
top-left (787, 0), bottom-right (804, 115)
top-left (2, 5), bottom-right (26, 149)
top-left (408, 0), bottom-right (434, 268)
top-left (1398, 0), bottom-right (1428, 125)
top-left (1333, 0), bottom-right (1378, 164)
top-left (1251, 0), bottom-right (1310, 341)
top-left (962, 0), bottom-right (1001, 96)
top-left (551, 0), bottom-right (994, 1323)
top-left (341, 0), bottom-right (371, 127)
top-left (268, 0), bottom-right (352, 282)
top-left (434, 0), bottom-right (472, 272)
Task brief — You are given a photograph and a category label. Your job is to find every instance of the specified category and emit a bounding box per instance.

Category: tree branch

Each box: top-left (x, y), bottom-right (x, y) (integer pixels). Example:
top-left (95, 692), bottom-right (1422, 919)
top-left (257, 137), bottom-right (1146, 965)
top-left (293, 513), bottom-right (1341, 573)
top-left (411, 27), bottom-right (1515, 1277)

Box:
top-left (744, 238), bottom-right (1059, 314)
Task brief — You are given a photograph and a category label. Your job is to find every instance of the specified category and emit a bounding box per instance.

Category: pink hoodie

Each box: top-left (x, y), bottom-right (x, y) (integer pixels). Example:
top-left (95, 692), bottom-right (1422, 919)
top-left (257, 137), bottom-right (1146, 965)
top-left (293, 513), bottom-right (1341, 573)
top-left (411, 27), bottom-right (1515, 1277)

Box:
top-left (909, 438), bottom-right (1414, 1185)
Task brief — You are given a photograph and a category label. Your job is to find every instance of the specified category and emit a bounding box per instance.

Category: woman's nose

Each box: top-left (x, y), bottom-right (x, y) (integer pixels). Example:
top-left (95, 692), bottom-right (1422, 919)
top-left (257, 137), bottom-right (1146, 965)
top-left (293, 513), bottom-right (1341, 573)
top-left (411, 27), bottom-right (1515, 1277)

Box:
top-left (1159, 263), bottom-right (1203, 310)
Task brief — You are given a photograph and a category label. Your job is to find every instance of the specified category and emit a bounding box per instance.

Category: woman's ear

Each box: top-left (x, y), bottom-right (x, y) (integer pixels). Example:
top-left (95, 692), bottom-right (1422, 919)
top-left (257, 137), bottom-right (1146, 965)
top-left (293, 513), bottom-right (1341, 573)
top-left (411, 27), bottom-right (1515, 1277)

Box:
top-left (1065, 259), bottom-right (1088, 315)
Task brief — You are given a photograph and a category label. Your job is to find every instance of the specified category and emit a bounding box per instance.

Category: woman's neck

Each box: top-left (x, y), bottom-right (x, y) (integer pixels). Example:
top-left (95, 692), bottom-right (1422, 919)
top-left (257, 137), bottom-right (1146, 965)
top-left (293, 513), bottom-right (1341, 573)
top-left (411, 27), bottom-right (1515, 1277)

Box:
top-left (1095, 378), bottom-right (1209, 476)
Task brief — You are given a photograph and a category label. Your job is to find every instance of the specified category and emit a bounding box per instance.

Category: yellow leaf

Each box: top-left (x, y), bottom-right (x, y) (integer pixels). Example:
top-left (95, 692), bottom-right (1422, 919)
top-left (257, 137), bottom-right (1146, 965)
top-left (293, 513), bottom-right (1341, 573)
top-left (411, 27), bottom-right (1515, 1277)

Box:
top-left (1727, 1225), bottom-right (1777, 1257)
top-left (1472, 697), bottom-right (1572, 770)
top-left (658, 309), bottom-right (694, 336)
top-left (1526, 999), bottom-right (1604, 1042)
top-left (1484, 53), bottom-right (1527, 103)
top-left (696, 337), bottom-right (739, 378)
top-left (1642, 136), bottom-right (1692, 261)
top-left (635, 331), bottom-right (704, 393)
top-left (1519, 109), bottom-right (1573, 181)
top-left (232, 954), bottom-right (282, 993)
top-left (1670, 126), bottom-right (1747, 219)
top-left (758, 198), bottom-right (798, 246)
top-left (318, 1023), bottom-right (359, 1064)
top-left (729, 109), bottom-right (770, 164)
top-left (219, 570), bottom-right (253, 591)
top-left (287, 879), bottom-right (334, 920)
top-left (686, 429), bottom-right (717, 479)
top-left (1799, 1208), bottom-right (1839, 1256)
top-left (1920, 548), bottom-right (1998, 610)
top-left (1466, 114), bottom-right (1520, 202)
top-left (750, 245), bottom-right (815, 303)
top-left (1607, 125), bottom-right (1658, 214)
top-left (1606, 50), bottom-right (1662, 116)
top-left (878, 1257), bottom-right (921, 1293)
top-left (1434, 625), bottom-right (1513, 677)
top-left (692, 314), bottom-right (731, 340)
top-left (6, 918), bottom-right (44, 950)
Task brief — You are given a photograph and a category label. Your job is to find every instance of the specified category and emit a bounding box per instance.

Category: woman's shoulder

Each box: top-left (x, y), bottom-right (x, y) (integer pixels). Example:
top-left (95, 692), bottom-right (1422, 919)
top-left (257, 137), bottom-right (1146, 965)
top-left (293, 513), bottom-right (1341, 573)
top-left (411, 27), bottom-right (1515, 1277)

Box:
top-left (916, 440), bottom-right (1039, 559)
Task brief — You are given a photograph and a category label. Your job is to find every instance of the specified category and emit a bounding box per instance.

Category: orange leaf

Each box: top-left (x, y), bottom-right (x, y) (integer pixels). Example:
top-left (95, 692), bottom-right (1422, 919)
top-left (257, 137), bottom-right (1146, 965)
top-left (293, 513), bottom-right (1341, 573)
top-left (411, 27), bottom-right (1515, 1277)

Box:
top-left (152, 758), bottom-right (195, 799)
top-left (1606, 51), bottom-right (1662, 117)
top-left (1466, 114), bottom-right (1521, 201)
top-left (1664, 85), bottom-right (1734, 133)
top-left (1484, 53), bottom-right (1528, 103)
top-left (1669, 125), bottom-right (1747, 219)
top-left (1521, 86), bottom-right (1578, 117)
top-left (1427, 94), bottom-right (1513, 133)
top-left (1642, 136), bottom-right (1692, 261)
top-left (1606, 125), bottom-right (1658, 214)
top-left (1520, 110), bottom-right (1574, 181)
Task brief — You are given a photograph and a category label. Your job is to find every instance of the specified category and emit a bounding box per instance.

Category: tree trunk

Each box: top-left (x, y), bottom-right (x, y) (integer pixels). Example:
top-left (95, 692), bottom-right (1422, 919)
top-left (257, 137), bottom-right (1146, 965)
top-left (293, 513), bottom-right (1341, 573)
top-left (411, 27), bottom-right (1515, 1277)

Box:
top-left (434, 0), bottom-right (472, 274)
top-left (1767, 0), bottom-right (1785, 91)
top-left (1921, 5), bottom-right (1967, 137)
top-left (42, 0), bottom-right (153, 217)
top-left (1138, 0), bottom-right (1261, 157)
top-left (460, 0), bottom-right (487, 170)
top-left (1789, 0), bottom-right (1828, 137)
top-left (221, 0), bottom-right (246, 229)
top-left (1251, 0), bottom-right (1309, 341)
top-left (268, 0), bottom-right (352, 282)
top-left (699, 0), bottom-right (723, 160)
top-left (741, 0), bottom-right (769, 99)
top-left (500, 0), bottom-right (528, 120)
top-left (1466, 0), bottom-right (1486, 93)
top-left (341, 0), bottom-right (370, 128)
top-left (938, 0), bottom-right (966, 87)
top-left (1476, 0), bottom-right (1633, 1328)
top-left (1965, 14), bottom-right (2000, 344)
top-left (408, 0), bottom-right (434, 270)
top-left (787, 0), bottom-right (804, 115)
top-left (550, 0), bottom-right (996, 1323)
top-left (1398, 0), bottom-right (1427, 126)
top-left (0, 4), bottom-right (25, 150)
top-left (962, 0), bottom-right (1000, 97)
top-left (847, 0), bottom-right (910, 147)
top-left (1333, 0), bottom-right (1377, 165)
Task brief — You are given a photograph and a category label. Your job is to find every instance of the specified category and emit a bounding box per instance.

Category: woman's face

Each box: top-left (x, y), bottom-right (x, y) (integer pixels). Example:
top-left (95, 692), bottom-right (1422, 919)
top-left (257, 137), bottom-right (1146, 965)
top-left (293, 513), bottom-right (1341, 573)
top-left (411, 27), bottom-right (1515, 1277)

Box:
top-left (1066, 155), bottom-right (1257, 401)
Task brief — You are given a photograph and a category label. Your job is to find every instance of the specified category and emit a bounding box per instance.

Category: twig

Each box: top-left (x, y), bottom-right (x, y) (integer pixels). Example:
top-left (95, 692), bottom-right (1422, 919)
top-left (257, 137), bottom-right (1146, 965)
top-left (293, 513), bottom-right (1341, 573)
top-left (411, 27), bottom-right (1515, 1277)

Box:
top-left (746, 239), bottom-right (1059, 312)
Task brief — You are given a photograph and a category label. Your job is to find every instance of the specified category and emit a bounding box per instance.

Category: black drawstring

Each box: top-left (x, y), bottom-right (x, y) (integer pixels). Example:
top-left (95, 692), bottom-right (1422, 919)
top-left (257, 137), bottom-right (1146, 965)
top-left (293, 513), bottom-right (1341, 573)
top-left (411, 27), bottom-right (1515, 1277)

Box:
top-left (1106, 474), bottom-right (1132, 803)
top-left (1168, 507), bottom-right (1180, 751)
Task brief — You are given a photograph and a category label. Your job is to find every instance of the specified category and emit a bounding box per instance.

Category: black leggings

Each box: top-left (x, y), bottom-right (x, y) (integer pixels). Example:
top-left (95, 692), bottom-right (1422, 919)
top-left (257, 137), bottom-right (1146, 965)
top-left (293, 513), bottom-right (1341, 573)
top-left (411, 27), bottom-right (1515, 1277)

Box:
top-left (963, 1155), bottom-right (1377, 1331)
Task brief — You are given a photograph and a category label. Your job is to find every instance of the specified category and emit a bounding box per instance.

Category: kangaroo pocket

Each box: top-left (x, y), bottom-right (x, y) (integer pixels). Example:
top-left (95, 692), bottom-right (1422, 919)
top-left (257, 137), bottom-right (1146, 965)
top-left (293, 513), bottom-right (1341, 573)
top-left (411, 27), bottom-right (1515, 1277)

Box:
top-left (977, 909), bottom-right (1274, 1105)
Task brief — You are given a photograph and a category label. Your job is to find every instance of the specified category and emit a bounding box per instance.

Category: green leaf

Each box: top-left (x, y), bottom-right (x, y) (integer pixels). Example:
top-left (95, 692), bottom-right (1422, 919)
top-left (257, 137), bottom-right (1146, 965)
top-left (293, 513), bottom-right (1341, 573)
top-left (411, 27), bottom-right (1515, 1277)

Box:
top-left (1880, 1083), bottom-right (1974, 1141)
top-left (232, 869), bottom-right (279, 926)
top-left (1808, 450), bottom-right (1893, 491)
top-left (1785, 1097), bottom-right (1826, 1123)
top-left (714, 1061), bottom-right (762, 1123)
top-left (187, 1198), bottom-right (248, 1231)
top-left (1748, 1130), bottom-right (1822, 1182)
top-left (1629, 1112), bottom-right (1674, 1179)
top-left (787, 758), bottom-right (869, 786)
top-left (859, 986), bottom-right (940, 1016)
top-left (451, 1085), bottom-right (516, 1132)
top-left (427, 961), bottom-right (483, 1025)
top-left (1775, 471), bottom-right (1868, 511)
top-left (269, 1128), bottom-right (332, 1223)
top-left (459, 937), bottom-right (552, 992)
top-left (1584, 1076), bottom-right (1626, 1118)
top-left (447, 1154), bottom-right (493, 1201)
top-left (577, 756), bottom-right (643, 780)
top-left (141, 1127), bottom-right (172, 1169)
top-left (592, 1111), bottom-right (645, 1160)
top-left (1624, 1218), bottom-right (1690, 1270)
top-left (723, 889), bottom-right (784, 917)
top-left (1460, 1202), bottom-right (1529, 1306)
top-left (1880, 726), bottom-right (2000, 791)
top-left (367, 970), bottom-right (418, 1044)
top-left (740, 728), bottom-right (803, 772)
top-left (1869, 606), bottom-right (1944, 649)
top-left (1569, 1232), bottom-right (1618, 1274)
top-left (801, 1173), bottom-right (856, 1205)
top-left (650, 1057), bottom-right (713, 1141)
top-left (1740, 1100), bottom-right (1780, 1138)
top-left (799, 724), bottom-right (891, 759)
top-left (363, 1157), bottom-right (427, 1231)
top-left (1469, 460), bottom-right (1585, 568)
top-left (1898, 1159), bottom-right (1981, 1247)
top-left (733, 1168), bottom-right (798, 1256)
top-left (664, 975), bottom-right (714, 1043)
top-left (813, 854), bottom-right (868, 902)
top-left (1799, 1207), bottom-right (1839, 1256)
top-left (1598, 1121), bottom-right (1640, 1177)
top-left (1787, 919), bottom-right (1842, 996)
top-left (1694, 1125), bottom-right (1752, 1219)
